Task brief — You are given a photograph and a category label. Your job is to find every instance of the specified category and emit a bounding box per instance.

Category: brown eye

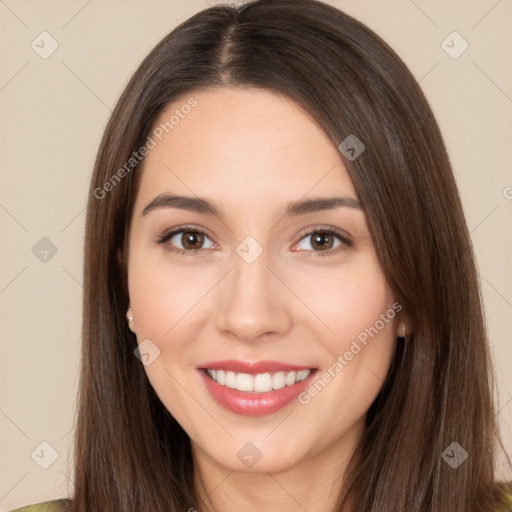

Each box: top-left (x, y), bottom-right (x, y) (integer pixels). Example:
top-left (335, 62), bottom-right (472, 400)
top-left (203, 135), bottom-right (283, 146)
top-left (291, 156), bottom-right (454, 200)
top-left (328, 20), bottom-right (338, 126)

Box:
top-left (180, 231), bottom-right (205, 250)
top-left (294, 227), bottom-right (352, 257)
top-left (156, 227), bottom-right (216, 255)
top-left (310, 231), bottom-right (335, 251)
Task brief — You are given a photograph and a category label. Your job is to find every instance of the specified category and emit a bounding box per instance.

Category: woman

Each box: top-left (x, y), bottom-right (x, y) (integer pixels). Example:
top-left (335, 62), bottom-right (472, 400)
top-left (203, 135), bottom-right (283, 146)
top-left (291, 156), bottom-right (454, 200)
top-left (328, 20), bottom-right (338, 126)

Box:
top-left (11, 0), bottom-right (512, 510)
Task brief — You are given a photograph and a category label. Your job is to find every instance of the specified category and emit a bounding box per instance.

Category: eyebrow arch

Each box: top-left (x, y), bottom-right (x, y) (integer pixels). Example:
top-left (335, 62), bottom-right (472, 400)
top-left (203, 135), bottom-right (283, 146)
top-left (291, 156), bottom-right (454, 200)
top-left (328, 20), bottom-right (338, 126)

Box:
top-left (142, 194), bottom-right (363, 218)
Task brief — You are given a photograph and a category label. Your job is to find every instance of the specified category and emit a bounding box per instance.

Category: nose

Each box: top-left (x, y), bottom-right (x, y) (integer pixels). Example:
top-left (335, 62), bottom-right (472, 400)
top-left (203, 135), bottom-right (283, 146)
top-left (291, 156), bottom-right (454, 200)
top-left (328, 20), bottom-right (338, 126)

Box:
top-left (214, 247), bottom-right (293, 344)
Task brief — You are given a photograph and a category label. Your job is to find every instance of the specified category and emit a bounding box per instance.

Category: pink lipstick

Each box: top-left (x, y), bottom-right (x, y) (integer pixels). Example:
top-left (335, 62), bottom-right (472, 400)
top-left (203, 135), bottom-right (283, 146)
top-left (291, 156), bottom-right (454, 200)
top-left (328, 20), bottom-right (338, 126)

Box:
top-left (197, 360), bottom-right (318, 416)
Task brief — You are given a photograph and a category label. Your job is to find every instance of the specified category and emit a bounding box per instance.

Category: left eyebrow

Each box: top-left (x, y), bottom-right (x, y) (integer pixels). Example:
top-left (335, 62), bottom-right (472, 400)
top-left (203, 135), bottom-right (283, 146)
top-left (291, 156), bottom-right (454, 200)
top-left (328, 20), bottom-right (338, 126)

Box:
top-left (284, 196), bottom-right (363, 216)
top-left (141, 194), bottom-right (363, 218)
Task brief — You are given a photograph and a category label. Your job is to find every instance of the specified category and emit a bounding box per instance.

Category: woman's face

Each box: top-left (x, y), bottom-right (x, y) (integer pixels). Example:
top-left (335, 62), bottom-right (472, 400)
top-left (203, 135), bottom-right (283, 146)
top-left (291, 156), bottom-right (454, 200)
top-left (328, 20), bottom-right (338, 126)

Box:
top-left (126, 87), bottom-right (401, 474)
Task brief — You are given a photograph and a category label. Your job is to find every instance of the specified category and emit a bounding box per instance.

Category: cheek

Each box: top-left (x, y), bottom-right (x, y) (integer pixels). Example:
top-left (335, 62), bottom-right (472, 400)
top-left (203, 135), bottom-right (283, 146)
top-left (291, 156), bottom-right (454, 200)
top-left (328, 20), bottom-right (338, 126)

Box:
top-left (127, 252), bottom-right (206, 413)
top-left (128, 247), bottom-right (210, 340)
top-left (128, 243), bottom-right (397, 358)
top-left (302, 254), bottom-right (396, 349)
top-left (295, 255), bottom-right (398, 420)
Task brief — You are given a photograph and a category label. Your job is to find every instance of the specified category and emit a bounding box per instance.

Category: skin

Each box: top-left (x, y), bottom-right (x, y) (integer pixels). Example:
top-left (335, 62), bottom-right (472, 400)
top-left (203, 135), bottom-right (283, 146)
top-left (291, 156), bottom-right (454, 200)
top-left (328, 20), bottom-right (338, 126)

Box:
top-left (125, 87), bottom-right (407, 512)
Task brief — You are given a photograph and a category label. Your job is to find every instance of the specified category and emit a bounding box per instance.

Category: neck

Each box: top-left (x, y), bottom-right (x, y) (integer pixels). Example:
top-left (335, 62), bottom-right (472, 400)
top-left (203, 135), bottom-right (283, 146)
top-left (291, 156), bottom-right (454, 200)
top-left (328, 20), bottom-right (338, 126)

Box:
top-left (192, 418), bottom-right (363, 512)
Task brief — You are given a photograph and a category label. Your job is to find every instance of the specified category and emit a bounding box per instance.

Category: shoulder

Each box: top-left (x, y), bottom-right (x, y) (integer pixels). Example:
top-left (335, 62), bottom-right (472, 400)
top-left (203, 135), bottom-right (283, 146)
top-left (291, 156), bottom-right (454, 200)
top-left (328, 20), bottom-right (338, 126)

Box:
top-left (5, 489), bottom-right (512, 511)
top-left (8, 498), bottom-right (70, 512)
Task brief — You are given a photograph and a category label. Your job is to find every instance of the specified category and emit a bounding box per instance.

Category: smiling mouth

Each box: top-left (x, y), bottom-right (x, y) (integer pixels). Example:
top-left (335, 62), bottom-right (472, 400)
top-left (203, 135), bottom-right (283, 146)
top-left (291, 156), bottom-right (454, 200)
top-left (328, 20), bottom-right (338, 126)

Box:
top-left (202, 368), bottom-right (317, 393)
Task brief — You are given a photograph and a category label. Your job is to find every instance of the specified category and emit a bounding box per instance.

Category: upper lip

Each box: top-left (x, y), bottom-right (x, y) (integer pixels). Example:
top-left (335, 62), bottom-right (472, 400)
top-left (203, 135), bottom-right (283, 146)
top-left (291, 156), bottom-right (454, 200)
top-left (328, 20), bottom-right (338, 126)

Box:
top-left (198, 359), bottom-right (316, 375)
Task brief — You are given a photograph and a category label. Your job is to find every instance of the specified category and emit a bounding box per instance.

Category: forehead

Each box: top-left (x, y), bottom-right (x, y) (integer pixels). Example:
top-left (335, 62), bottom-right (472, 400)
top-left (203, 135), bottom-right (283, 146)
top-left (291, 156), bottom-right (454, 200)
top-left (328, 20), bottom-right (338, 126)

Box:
top-left (134, 87), bottom-right (357, 212)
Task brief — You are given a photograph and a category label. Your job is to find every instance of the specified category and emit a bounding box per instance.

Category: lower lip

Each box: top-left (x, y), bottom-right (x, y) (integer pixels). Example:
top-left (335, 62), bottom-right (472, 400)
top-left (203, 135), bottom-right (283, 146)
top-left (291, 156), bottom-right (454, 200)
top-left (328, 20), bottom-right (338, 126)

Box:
top-left (198, 369), bottom-right (317, 417)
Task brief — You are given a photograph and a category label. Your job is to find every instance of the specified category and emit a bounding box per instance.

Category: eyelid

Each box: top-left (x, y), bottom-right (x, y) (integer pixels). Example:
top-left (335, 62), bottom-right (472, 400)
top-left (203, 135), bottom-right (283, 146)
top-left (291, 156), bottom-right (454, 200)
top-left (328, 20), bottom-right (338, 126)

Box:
top-left (153, 224), bottom-right (217, 255)
top-left (295, 224), bottom-right (352, 243)
top-left (154, 224), bottom-right (353, 256)
top-left (157, 224), bottom-right (215, 241)
top-left (292, 225), bottom-right (353, 255)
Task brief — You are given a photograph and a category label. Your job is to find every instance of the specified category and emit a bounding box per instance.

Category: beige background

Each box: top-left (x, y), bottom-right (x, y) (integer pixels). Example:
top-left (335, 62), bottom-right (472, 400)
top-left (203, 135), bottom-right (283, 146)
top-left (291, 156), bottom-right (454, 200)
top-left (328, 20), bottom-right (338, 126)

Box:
top-left (1, 0), bottom-right (511, 508)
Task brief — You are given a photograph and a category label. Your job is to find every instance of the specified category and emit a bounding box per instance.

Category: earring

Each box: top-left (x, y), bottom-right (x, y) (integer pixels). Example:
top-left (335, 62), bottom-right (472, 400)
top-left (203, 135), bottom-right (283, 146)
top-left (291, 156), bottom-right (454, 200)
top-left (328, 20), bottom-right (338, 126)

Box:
top-left (126, 308), bottom-right (134, 323)
top-left (402, 324), bottom-right (407, 340)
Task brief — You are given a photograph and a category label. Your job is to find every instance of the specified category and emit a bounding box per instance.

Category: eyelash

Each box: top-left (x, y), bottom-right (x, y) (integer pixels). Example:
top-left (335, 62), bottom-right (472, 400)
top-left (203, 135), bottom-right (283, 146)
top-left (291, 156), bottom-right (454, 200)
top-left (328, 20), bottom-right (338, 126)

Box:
top-left (154, 224), bottom-right (353, 257)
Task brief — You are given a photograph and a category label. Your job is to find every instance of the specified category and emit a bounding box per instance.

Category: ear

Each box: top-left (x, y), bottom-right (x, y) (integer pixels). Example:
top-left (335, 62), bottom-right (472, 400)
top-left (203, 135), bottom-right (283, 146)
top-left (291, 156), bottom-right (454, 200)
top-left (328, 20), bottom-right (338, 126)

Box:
top-left (126, 305), bottom-right (137, 334)
top-left (118, 234), bottom-right (135, 332)
top-left (397, 311), bottom-right (412, 339)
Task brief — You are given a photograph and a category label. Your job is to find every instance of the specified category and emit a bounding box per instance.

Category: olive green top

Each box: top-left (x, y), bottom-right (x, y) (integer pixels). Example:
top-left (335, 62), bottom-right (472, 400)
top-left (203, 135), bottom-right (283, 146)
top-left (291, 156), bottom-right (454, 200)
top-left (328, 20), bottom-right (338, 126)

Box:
top-left (9, 491), bottom-right (512, 511)
top-left (9, 499), bottom-right (69, 512)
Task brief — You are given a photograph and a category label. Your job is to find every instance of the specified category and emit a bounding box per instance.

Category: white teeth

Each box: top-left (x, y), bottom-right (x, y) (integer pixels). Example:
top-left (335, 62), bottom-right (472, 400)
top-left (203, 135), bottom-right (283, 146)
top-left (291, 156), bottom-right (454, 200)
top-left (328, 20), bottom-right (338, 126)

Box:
top-left (225, 371), bottom-right (237, 389)
top-left (236, 372), bottom-right (253, 392)
top-left (205, 368), bottom-right (312, 393)
top-left (254, 372), bottom-right (273, 392)
top-left (272, 371), bottom-right (286, 390)
top-left (216, 369), bottom-right (225, 385)
top-left (285, 371), bottom-right (296, 386)
top-left (296, 369), bottom-right (311, 382)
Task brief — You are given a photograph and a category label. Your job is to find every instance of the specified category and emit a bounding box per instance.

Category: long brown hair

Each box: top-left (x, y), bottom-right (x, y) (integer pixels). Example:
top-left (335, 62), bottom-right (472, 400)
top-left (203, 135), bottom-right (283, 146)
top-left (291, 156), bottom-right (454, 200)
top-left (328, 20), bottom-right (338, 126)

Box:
top-left (70, 1), bottom-right (511, 510)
